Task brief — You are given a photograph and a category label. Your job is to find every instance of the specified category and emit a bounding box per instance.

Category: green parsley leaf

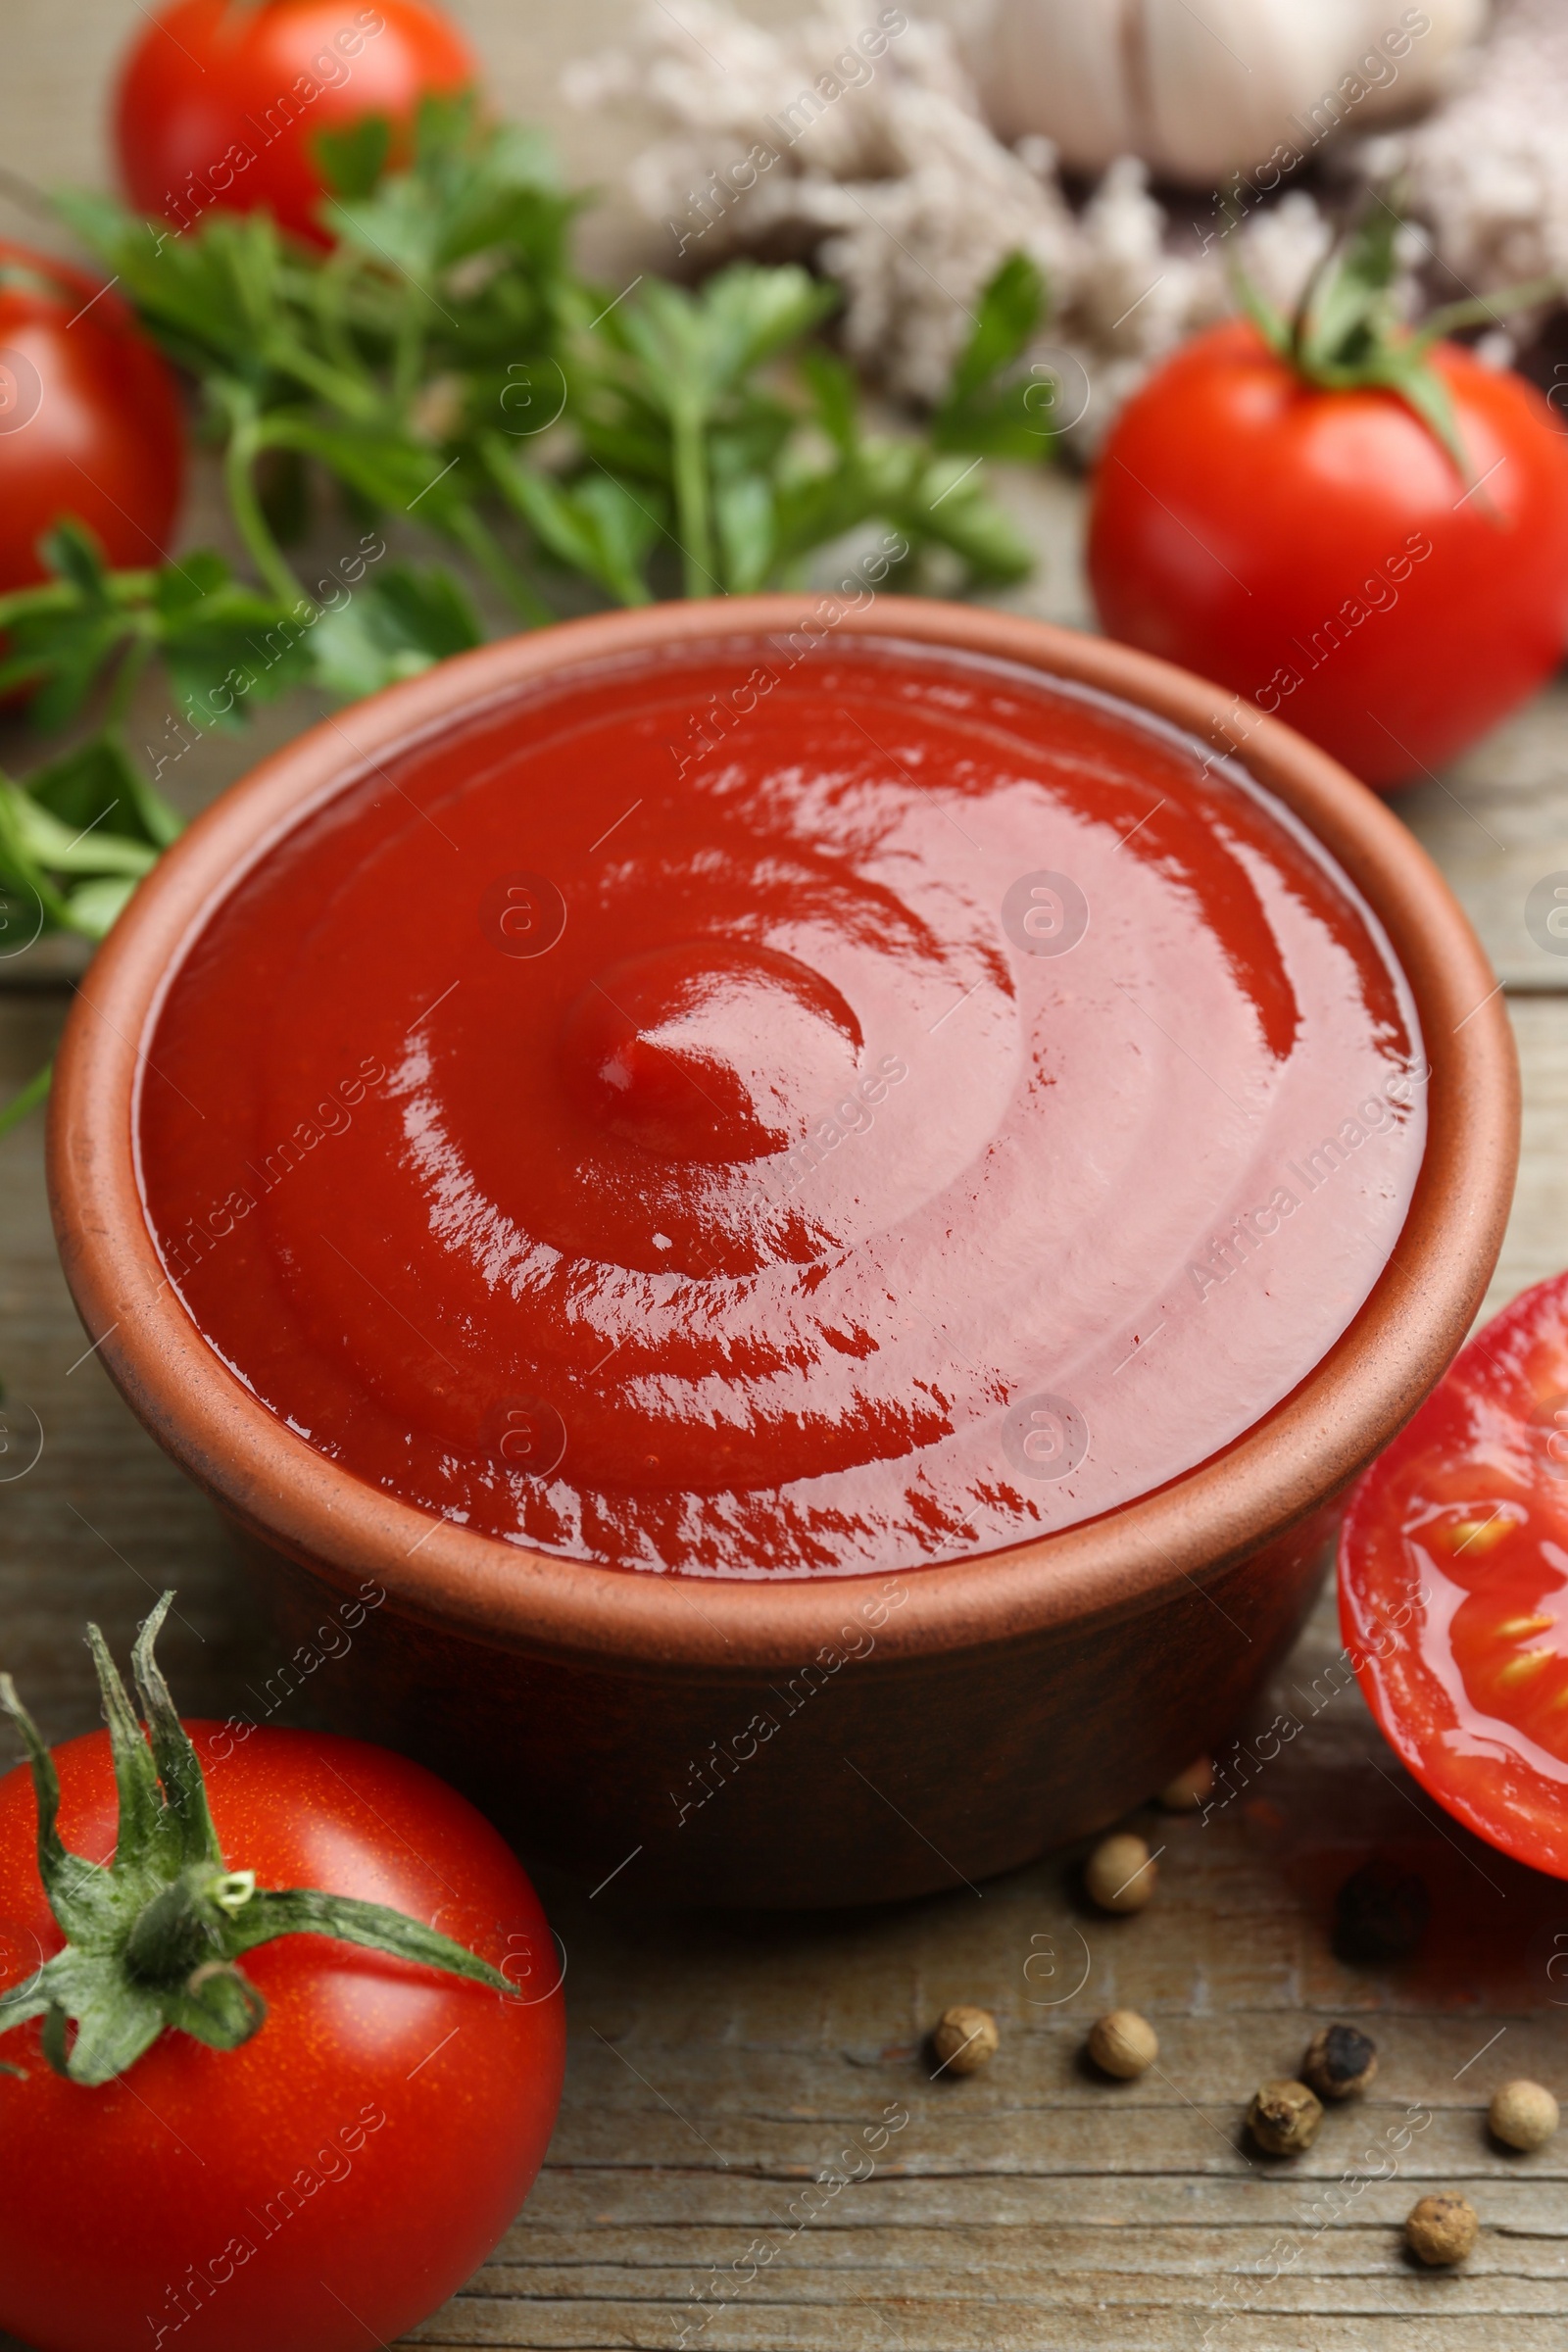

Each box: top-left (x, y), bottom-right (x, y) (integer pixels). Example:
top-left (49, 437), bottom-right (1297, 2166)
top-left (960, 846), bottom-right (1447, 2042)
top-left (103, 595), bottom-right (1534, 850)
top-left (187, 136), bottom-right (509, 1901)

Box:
top-left (311, 562), bottom-right (483, 699)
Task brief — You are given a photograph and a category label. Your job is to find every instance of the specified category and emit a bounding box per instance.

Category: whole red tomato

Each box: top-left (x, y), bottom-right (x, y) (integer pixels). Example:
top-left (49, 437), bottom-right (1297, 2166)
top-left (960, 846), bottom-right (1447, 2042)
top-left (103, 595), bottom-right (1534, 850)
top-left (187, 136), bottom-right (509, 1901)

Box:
top-left (0, 244), bottom-right (184, 592)
top-left (1088, 318), bottom-right (1568, 788)
top-left (115, 0), bottom-right (478, 248)
top-left (1341, 1269), bottom-right (1568, 1880)
top-left (0, 1720), bottom-right (565, 2352)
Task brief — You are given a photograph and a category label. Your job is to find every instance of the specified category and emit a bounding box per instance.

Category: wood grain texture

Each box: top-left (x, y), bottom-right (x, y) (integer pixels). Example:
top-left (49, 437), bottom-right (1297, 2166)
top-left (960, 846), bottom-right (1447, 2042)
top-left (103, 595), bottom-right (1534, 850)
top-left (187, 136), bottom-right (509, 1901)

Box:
top-left (2, 0), bottom-right (1568, 2310)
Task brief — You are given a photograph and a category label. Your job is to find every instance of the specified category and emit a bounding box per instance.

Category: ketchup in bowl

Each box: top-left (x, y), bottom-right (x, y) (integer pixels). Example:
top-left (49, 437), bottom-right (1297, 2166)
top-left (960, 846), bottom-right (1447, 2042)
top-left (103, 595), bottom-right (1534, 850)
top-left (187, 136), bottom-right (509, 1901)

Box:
top-left (136, 636), bottom-right (1425, 1578)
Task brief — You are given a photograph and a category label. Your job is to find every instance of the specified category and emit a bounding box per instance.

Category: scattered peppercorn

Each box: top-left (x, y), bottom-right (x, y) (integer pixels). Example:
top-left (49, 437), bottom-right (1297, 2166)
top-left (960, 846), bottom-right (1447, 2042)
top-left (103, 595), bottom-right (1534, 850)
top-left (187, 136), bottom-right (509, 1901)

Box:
top-left (1088, 2009), bottom-right (1158, 2079)
top-left (931, 2004), bottom-right (998, 2076)
top-left (1333, 1859), bottom-right (1430, 1963)
top-left (1157, 1756), bottom-right (1214, 1810)
top-left (1489, 2079), bottom-right (1559, 2151)
top-left (1302, 2023), bottom-right (1379, 2101)
top-left (1085, 1832), bottom-right (1157, 1912)
top-left (1405, 2192), bottom-right (1478, 2267)
top-left (1248, 2078), bottom-right (1323, 2155)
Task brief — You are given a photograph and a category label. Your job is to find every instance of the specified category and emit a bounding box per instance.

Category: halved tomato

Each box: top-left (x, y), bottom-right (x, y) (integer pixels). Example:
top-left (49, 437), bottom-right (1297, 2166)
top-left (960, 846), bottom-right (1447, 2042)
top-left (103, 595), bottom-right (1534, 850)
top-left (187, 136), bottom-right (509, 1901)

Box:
top-left (1341, 1270), bottom-right (1568, 1877)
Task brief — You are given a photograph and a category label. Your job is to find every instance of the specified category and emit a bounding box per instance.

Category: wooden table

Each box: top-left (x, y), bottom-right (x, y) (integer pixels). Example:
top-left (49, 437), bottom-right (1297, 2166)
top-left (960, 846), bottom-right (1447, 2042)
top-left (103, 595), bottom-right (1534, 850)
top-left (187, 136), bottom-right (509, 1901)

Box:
top-left (5, 5), bottom-right (1568, 2339)
top-left (5, 473), bottom-right (1568, 2351)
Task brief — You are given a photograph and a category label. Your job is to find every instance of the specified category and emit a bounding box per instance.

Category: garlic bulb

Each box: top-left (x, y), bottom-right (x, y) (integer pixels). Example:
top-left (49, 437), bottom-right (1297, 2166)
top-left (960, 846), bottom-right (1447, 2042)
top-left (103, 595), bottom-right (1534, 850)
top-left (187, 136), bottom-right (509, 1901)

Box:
top-left (565, 0), bottom-right (1368, 446)
top-left (971, 0), bottom-right (1488, 183)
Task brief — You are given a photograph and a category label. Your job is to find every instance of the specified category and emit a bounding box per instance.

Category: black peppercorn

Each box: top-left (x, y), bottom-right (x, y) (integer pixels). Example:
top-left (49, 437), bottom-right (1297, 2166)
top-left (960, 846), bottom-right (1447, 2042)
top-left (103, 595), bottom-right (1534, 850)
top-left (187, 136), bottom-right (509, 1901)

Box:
top-left (1334, 1860), bottom-right (1429, 1963)
top-left (1302, 2022), bottom-right (1379, 2100)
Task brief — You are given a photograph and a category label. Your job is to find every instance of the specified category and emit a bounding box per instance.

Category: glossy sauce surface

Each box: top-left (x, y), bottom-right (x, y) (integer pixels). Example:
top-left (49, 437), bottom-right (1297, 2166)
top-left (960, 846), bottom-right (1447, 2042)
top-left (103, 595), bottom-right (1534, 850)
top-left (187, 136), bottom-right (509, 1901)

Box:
top-left (138, 637), bottom-right (1426, 1577)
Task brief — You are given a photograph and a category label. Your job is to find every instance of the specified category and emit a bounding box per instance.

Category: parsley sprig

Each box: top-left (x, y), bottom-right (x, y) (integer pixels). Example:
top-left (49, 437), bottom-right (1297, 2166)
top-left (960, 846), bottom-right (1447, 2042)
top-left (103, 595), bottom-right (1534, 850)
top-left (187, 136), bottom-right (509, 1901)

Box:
top-left (0, 100), bottom-right (1050, 1133)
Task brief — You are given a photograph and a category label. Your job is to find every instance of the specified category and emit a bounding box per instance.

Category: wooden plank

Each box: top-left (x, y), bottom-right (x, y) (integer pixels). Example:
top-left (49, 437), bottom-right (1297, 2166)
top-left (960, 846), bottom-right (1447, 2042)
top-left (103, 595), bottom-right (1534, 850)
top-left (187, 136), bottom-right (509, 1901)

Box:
top-left (471, 2214), bottom-right (1568, 2271)
top-left (1401, 687), bottom-right (1568, 991)
top-left (408, 2319), bottom-right (1568, 2352)
top-left (1483, 994), bottom-right (1568, 1320)
top-left (504, 2174), bottom-right (1568, 2229)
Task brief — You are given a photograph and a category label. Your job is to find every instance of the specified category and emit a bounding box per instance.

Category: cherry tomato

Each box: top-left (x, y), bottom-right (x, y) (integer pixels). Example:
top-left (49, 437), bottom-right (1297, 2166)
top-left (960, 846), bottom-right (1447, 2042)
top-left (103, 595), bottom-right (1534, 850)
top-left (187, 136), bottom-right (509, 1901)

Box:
top-left (114, 0), bottom-right (478, 249)
top-left (0, 1723), bottom-right (564, 2352)
top-left (1341, 1270), bottom-right (1568, 1879)
top-left (0, 243), bottom-right (184, 592)
top-left (1088, 319), bottom-right (1568, 788)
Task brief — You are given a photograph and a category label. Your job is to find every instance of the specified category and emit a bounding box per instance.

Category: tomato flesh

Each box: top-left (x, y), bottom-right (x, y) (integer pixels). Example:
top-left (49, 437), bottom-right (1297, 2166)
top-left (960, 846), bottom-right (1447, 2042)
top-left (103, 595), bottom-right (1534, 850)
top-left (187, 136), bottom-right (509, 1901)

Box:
top-left (0, 1722), bottom-right (564, 2352)
top-left (1341, 1271), bottom-right (1568, 1877)
top-left (1088, 320), bottom-right (1568, 788)
top-left (115, 0), bottom-right (478, 248)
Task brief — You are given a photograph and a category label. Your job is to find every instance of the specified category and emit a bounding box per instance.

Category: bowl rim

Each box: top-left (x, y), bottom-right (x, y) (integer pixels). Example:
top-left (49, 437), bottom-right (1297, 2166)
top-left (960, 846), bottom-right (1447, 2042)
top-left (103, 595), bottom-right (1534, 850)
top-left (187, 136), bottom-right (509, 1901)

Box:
top-left (48, 594), bottom-right (1519, 1674)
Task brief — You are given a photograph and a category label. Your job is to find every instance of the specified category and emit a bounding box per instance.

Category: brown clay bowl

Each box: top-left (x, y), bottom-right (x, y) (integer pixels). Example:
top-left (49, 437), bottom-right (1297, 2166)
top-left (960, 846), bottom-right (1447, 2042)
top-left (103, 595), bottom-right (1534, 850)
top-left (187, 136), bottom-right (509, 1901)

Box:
top-left (48, 597), bottom-right (1518, 1908)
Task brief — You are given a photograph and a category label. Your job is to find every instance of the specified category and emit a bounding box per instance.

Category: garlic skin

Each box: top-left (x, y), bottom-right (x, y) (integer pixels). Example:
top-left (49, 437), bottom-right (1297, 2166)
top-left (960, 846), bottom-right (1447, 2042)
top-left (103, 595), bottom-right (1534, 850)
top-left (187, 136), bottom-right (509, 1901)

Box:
top-left (564, 0), bottom-right (1375, 449)
top-left (970, 0), bottom-right (1488, 183)
top-left (979, 4), bottom-right (1136, 170)
top-left (1363, 0), bottom-right (1568, 300)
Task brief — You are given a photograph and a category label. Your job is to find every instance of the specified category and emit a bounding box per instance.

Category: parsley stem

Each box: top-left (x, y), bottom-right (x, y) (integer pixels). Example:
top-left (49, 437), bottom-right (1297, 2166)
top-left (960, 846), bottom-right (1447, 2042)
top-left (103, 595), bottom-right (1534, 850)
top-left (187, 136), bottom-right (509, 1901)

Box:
top-left (266, 333), bottom-right (383, 424)
top-left (0, 1059), bottom-right (50, 1140)
top-left (311, 249), bottom-right (364, 383)
top-left (0, 571), bottom-right (159, 628)
top-left (221, 399), bottom-right (309, 612)
top-left (0, 788), bottom-right (72, 931)
top-left (104, 633), bottom-right (153, 734)
top-left (670, 400), bottom-right (716, 598)
top-left (393, 305), bottom-right (426, 412)
top-left (446, 507), bottom-right (553, 629)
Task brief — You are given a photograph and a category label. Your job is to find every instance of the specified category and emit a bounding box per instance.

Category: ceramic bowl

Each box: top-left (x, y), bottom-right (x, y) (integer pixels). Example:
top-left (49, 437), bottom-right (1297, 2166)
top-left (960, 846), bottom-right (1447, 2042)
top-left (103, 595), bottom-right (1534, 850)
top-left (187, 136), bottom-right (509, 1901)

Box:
top-left (49, 598), bottom-right (1518, 1906)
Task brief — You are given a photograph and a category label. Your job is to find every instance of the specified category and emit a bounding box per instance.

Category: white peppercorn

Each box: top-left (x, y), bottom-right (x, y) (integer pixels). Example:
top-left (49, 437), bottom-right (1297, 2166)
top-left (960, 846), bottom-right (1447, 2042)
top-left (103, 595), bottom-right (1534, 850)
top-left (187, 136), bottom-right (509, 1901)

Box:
top-left (1088, 2010), bottom-right (1158, 2080)
top-left (1085, 1833), bottom-right (1157, 1913)
top-left (1489, 2080), bottom-right (1558, 2151)
top-left (1157, 1756), bottom-right (1213, 1810)
top-left (1406, 2193), bottom-right (1478, 2266)
top-left (931, 2004), bottom-right (998, 2076)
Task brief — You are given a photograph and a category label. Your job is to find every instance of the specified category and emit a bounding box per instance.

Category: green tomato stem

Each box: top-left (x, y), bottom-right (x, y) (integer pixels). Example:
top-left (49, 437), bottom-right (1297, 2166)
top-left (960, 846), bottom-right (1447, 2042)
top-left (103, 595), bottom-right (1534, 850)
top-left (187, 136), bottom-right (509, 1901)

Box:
top-left (1412, 275), bottom-right (1562, 351)
top-left (0, 1594), bottom-right (516, 2088)
top-left (122, 1864), bottom-right (255, 1985)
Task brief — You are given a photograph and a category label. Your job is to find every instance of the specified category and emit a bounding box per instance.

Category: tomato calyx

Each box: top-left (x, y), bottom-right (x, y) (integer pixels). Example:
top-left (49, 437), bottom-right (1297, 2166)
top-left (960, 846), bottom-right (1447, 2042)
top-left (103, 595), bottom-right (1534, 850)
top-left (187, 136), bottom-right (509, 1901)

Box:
top-left (0, 1592), bottom-right (514, 2087)
top-left (1229, 199), bottom-right (1559, 488)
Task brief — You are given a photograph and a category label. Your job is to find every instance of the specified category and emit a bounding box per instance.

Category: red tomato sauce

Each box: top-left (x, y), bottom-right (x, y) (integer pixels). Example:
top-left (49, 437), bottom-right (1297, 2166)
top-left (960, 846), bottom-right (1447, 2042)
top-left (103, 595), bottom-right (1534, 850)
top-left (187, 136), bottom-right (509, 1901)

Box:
top-left (136, 636), bottom-right (1426, 1577)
